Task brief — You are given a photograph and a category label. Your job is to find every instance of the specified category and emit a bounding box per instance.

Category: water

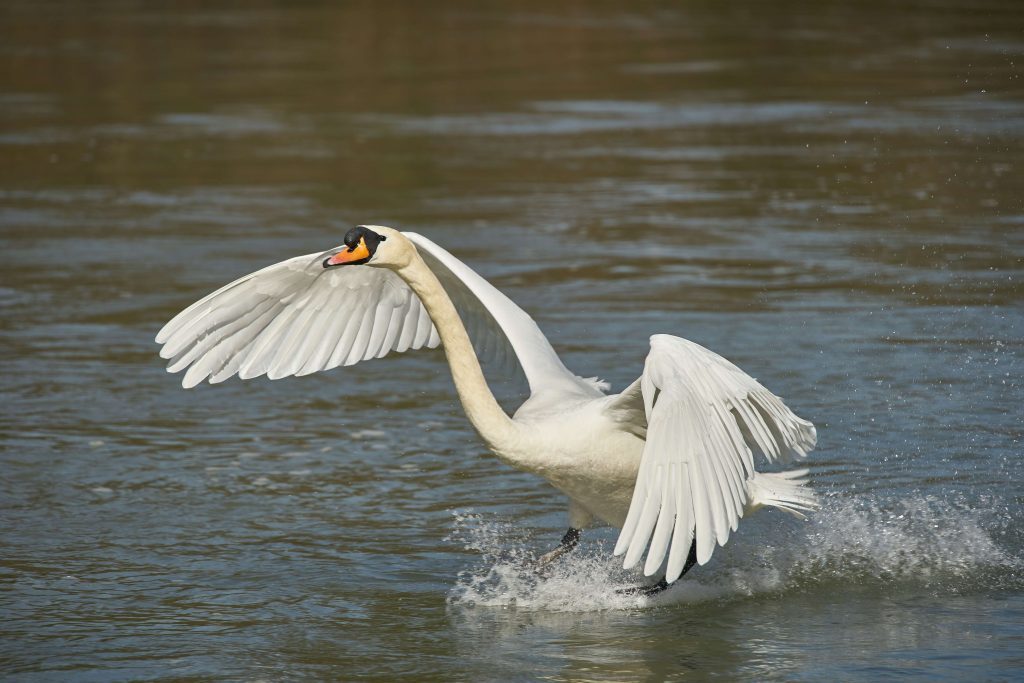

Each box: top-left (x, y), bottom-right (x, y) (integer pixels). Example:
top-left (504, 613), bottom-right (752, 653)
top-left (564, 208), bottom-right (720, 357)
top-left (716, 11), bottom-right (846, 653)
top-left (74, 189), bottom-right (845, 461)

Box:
top-left (2, 0), bottom-right (1022, 680)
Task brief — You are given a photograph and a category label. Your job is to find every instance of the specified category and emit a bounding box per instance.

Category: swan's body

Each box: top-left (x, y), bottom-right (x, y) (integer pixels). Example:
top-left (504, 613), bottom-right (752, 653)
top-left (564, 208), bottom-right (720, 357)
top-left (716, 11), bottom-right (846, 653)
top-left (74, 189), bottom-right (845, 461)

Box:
top-left (157, 226), bottom-right (817, 583)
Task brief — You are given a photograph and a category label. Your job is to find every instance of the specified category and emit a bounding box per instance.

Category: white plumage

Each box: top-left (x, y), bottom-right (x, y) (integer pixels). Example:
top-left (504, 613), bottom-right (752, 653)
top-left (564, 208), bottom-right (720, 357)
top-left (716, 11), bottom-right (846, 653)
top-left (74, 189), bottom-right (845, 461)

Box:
top-left (158, 257), bottom-right (440, 386)
top-left (157, 226), bottom-right (817, 584)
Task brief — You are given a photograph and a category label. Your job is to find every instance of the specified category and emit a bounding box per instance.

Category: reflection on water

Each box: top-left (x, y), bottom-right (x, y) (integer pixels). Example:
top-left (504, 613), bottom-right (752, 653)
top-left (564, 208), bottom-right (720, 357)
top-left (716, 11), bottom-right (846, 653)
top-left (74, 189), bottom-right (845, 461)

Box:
top-left (2, 0), bottom-right (1022, 680)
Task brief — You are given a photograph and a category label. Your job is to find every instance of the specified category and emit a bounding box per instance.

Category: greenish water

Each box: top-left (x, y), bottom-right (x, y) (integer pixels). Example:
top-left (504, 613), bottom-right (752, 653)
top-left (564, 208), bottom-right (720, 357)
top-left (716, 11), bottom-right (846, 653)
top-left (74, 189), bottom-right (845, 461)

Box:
top-left (2, 1), bottom-right (1023, 680)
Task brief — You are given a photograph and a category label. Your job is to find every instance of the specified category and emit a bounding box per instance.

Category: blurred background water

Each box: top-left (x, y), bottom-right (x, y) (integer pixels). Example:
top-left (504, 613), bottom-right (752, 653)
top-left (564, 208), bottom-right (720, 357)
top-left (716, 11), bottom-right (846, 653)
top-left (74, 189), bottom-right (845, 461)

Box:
top-left (1, 0), bottom-right (1022, 680)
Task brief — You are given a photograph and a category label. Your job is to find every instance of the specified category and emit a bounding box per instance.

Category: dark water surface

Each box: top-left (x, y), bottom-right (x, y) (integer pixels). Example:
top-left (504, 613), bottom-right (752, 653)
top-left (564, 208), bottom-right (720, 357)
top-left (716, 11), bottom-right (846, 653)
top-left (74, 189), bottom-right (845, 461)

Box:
top-left (2, 1), bottom-right (1023, 680)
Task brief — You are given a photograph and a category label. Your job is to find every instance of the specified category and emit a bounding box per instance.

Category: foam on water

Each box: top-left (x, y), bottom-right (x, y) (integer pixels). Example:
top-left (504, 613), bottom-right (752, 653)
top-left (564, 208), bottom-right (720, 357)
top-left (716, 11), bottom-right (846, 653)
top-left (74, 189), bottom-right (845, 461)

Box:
top-left (447, 494), bottom-right (1023, 613)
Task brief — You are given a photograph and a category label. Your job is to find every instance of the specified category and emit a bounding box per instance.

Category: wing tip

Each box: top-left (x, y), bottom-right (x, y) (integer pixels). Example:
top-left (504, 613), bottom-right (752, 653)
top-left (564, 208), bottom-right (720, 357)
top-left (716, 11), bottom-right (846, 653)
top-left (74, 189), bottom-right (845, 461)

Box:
top-left (696, 542), bottom-right (714, 566)
top-left (155, 321), bottom-right (176, 345)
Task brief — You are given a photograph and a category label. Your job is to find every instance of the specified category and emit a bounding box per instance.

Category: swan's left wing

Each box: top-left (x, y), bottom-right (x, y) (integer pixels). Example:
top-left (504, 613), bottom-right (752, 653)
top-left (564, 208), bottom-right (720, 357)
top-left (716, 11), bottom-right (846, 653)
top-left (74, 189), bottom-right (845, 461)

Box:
top-left (406, 232), bottom-right (603, 398)
top-left (608, 334), bottom-right (816, 581)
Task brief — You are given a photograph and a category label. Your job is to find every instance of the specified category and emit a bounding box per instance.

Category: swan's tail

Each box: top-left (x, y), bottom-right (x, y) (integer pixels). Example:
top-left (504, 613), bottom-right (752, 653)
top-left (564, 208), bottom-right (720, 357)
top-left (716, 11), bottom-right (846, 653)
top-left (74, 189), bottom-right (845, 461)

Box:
top-left (745, 469), bottom-right (818, 519)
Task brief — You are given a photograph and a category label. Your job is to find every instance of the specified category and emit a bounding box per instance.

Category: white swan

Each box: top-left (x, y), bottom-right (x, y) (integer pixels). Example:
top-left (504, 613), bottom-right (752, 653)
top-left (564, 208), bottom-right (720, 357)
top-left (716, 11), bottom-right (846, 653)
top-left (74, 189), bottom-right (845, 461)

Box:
top-left (156, 225), bottom-right (817, 588)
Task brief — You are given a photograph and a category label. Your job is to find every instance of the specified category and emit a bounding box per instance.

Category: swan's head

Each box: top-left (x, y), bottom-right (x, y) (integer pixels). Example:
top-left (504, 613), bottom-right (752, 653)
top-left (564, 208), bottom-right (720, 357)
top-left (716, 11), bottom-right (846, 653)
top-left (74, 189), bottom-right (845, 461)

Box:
top-left (321, 225), bottom-right (413, 270)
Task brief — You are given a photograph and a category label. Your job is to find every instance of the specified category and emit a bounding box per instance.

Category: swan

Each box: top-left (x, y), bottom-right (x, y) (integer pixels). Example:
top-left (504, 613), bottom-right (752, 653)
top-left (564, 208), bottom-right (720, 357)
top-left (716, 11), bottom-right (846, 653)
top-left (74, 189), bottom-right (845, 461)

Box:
top-left (156, 225), bottom-right (817, 590)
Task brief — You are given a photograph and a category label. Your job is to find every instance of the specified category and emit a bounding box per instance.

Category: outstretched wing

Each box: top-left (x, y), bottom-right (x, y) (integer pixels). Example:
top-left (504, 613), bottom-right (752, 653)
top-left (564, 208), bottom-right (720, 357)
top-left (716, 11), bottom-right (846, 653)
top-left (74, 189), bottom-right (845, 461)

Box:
top-left (608, 334), bottom-right (816, 581)
top-left (157, 232), bottom-right (596, 396)
top-left (406, 232), bottom-right (600, 398)
top-left (156, 250), bottom-right (440, 388)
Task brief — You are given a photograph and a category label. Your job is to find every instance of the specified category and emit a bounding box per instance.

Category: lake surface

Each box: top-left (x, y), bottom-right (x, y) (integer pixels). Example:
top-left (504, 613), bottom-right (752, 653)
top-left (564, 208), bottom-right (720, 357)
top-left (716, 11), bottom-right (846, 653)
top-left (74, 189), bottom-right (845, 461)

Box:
top-left (2, 1), bottom-right (1022, 680)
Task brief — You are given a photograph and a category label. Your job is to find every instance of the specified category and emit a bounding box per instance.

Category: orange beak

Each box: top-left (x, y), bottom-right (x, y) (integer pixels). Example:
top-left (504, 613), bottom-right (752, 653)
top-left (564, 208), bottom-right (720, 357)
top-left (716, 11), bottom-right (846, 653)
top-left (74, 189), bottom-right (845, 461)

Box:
top-left (324, 237), bottom-right (371, 267)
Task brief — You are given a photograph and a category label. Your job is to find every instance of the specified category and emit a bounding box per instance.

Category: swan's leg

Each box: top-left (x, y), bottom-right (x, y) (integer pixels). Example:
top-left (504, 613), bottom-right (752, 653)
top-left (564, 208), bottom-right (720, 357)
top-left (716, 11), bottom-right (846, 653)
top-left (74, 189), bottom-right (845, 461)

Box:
top-left (535, 502), bottom-right (591, 571)
top-left (536, 528), bottom-right (581, 568)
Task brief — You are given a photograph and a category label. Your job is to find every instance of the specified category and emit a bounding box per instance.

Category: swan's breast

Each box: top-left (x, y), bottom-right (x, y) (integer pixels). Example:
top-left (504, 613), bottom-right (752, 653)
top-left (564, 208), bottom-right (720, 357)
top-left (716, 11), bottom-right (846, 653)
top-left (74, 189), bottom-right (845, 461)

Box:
top-left (502, 399), bottom-right (646, 526)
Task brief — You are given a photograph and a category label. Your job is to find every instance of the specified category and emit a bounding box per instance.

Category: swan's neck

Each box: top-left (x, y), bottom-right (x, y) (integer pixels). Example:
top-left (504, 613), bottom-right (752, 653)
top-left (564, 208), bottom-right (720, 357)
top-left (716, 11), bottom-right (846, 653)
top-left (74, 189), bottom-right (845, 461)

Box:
top-left (395, 255), bottom-right (518, 452)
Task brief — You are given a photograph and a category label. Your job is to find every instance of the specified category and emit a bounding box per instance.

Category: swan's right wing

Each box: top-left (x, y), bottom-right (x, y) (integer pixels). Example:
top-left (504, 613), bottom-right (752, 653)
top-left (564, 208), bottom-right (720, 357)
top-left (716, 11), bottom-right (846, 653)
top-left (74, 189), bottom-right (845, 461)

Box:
top-left (156, 250), bottom-right (440, 388)
top-left (608, 334), bottom-right (816, 581)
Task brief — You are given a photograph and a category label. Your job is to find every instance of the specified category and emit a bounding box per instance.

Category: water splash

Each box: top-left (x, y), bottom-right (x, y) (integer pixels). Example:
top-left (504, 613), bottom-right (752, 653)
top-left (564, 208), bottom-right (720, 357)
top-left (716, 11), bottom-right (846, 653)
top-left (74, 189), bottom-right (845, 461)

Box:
top-left (786, 493), bottom-right (1023, 593)
top-left (446, 511), bottom-right (653, 611)
top-left (447, 494), bottom-right (1023, 612)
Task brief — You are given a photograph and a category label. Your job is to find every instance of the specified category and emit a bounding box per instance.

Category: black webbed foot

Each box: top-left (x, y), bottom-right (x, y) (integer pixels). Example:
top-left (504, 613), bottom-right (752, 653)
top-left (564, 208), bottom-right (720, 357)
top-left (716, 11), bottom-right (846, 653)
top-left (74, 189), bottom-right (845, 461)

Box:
top-left (617, 578), bottom-right (671, 596)
top-left (617, 538), bottom-right (699, 596)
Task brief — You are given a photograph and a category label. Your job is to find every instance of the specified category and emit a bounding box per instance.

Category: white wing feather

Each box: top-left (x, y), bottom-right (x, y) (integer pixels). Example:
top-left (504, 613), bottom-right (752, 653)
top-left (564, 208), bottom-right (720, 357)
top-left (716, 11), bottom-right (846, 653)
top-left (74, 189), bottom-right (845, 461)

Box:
top-left (156, 251), bottom-right (439, 388)
top-left (611, 334), bottom-right (817, 581)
